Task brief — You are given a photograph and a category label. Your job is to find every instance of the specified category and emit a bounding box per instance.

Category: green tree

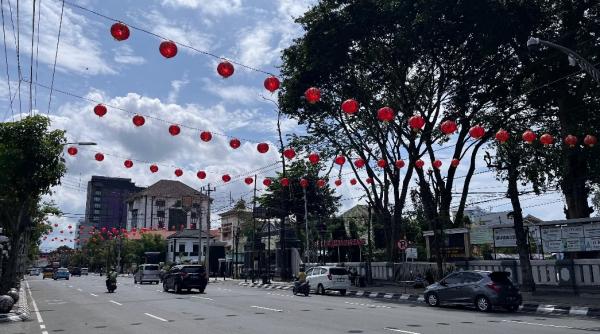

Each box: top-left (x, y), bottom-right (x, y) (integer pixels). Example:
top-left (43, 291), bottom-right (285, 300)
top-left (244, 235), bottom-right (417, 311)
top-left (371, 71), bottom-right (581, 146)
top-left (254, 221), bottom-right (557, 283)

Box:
top-left (28, 202), bottom-right (59, 261)
top-left (0, 115), bottom-right (66, 293)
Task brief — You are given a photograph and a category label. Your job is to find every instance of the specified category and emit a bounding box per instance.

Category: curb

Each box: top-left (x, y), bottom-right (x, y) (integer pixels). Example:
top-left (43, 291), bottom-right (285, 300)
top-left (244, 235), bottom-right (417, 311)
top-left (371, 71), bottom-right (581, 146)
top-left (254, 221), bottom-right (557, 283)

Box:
top-left (237, 282), bottom-right (600, 318)
top-left (0, 287), bottom-right (31, 323)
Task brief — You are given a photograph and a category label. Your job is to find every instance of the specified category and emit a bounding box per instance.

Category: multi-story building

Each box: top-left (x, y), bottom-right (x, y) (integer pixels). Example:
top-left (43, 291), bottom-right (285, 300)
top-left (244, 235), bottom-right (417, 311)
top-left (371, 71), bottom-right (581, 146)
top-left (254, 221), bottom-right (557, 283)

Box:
top-left (84, 176), bottom-right (144, 231)
top-left (126, 180), bottom-right (210, 231)
top-left (218, 199), bottom-right (251, 252)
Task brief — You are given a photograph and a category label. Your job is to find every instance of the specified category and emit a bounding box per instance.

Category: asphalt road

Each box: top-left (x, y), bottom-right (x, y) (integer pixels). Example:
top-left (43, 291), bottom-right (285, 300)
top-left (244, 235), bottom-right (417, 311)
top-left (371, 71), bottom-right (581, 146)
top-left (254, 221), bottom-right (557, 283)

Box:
top-left (4, 275), bottom-right (600, 334)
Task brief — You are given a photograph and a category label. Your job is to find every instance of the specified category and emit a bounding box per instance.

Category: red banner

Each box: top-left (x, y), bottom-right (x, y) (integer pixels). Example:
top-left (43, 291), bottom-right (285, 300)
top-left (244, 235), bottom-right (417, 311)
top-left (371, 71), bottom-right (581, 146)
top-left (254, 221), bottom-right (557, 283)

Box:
top-left (322, 239), bottom-right (366, 248)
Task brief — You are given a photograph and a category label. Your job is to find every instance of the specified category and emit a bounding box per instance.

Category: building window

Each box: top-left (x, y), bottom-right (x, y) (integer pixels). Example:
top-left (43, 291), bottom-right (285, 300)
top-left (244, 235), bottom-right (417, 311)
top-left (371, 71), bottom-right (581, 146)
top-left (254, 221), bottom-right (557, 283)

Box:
top-left (131, 210), bottom-right (138, 225)
top-left (93, 209), bottom-right (100, 215)
top-left (170, 244), bottom-right (173, 252)
top-left (94, 203), bottom-right (101, 209)
top-left (174, 200), bottom-right (182, 207)
top-left (155, 199), bottom-right (165, 207)
top-left (94, 196), bottom-right (101, 202)
top-left (92, 216), bottom-right (100, 222)
top-left (178, 244), bottom-right (186, 253)
top-left (191, 244), bottom-right (199, 256)
top-left (157, 210), bottom-right (165, 218)
top-left (191, 212), bottom-right (197, 219)
top-left (95, 190), bottom-right (101, 196)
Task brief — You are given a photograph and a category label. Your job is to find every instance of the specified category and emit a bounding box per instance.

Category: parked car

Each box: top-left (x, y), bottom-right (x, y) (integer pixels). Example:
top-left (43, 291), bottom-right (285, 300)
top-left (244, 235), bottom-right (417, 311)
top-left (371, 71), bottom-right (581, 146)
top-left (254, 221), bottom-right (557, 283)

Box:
top-left (42, 267), bottom-right (54, 279)
top-left (53, 268), bottom-right (70, 280)
top-left (70, 267), bottom-right (82, 276)
top-left (81, 268), bottom-right (89, 275)
top-left (306, 266), bottom-right (350, 295)
top-left (162, 265), bottom-right (208, 293)
top-left (424, 270), bottom-right (522, 312)
top-left (29, 268), bottom-right (41, 276)
top-left (134, 264), bottom-right (160, 284)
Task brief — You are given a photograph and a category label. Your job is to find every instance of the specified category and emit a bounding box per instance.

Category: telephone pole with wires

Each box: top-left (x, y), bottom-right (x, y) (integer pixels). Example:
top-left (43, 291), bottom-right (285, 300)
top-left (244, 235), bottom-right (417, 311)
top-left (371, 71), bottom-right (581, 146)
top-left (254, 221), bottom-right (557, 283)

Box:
top-left (202, 184), bottom-right (216, 279)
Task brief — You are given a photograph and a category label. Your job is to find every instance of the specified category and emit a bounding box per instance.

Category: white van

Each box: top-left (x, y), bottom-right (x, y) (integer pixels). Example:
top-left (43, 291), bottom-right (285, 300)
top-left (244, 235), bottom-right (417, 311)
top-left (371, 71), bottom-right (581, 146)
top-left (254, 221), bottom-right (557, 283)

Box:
top-left (306, 266), bottom-right (350, 295)
top-left (134, 264), bottom-right (160, 284)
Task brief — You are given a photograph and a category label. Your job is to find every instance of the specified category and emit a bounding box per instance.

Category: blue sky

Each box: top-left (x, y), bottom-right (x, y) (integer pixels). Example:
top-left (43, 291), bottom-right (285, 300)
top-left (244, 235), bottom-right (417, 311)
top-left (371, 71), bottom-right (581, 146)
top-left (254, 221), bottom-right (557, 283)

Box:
top-left (0, 0), bottom-right (566, 251)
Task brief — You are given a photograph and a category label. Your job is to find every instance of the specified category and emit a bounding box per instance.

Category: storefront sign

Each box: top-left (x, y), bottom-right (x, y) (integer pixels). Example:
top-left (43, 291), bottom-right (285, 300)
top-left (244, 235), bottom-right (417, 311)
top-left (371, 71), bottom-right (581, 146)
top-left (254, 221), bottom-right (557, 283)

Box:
top-left (543, 240), bottom-right (563, 253)
top-left (585, 237), bottom-right (600, 251)
top-left (494, 228), bottom-right (516, 247)
top-left (406, 247), bottom-right (418, 259)
top-left (562, 225), bottom-right (584, 239)
top-left (470, 227), bottom-right (493, 245)
top-left (541, 226), bottom-right (562, 241)
top-left (584, 223), bottom-right (600, 238)
top-left (563, 238), bottom-right (584, 252)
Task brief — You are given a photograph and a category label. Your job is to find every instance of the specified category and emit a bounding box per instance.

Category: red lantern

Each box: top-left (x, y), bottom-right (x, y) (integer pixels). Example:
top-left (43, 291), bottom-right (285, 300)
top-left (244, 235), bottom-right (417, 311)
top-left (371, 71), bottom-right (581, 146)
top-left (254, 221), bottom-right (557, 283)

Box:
top-left (316, 179), bottom-right (326, 188)
top-left (299, 178), bottom-right (309, 188)
top-left (280, 178), bottom-right (290, 187)
top-left (308, 153), bottom-right (320, 165)
top-left (68, 225), bottom-right (72, 229)
top-left (132, 115), bottom-right (145, 127)
top-left (222, 174), bottom-right (231, 182)
top-left (110, 22), bottom-right (130, 41)
top-left (101, 227), bottom-right (107, 233)
top-left (304, 87), bottom-right (321, 104)
top-left (451, 159), bottom-right (460, 167)
top-left (377, 107), bottom-right (395, 122)
top-left (200, 131), bottom-right (212, 142)
top-left (415, 159), bottom-right (425, 168)
top-left (432, 160), bottom-right (442, 169)
top-left (229, 138), bottom-right (241, 149)
top-left (263, 178), bottom-right (272, 187)
top-left (197, 170), bottom-right (207, 179)
top-left (94, 104), bottom-right (107, 117)
top-left (564, 135), bottom-right (578, 147)
top-left (540, 133), bottom-right (554, 146)
top-left (584, 135), bottom-right (597, 147)
top-left (95, 153), bottom-right (104, 161)
top-left (150, 164), bottom-right (159, 173)
top-left (169, 124), bottom-right (181, 136)
top-left (469, 125), bottom-right (485, 139)
top-left (341, 99), bottom-right (359, 114)
top-left (217, 60), bottom-right (235, 78)
top-left (283, 148), bottom-right (296, 160)
top-left (366, 178), bottom-right (373, 184)
top-left (334, 156), bottom-right (346, 165)
top-left (408, 115), bottom-right (425, 131)
top-left (244, 177), bottom-right (253, 185)
top-left (495, 129), bottom-right (510, 143)
top-left (395, 160), bottom-right (405, 169)
top-left (124, 159), bottom-right (133, 168)
top-left (174, 168), bottom-right (183, 177)
top-left (440, 120), bottom-right (457, 135)
top-left (264, 76), bottom-right (280, 92)
top-left (67, 146), bottom-right (78, 156)
top-left (334, 179), bottom-right (342, 187)
top-left (257, 143), bottom-right (269, 153)
top-left (522, 130), bottom-right (537, 143)
top-left (350, 178), bottom-right (357, 185)
top-left (354, 158), bottom-right (365, 168)
top-left (377, 159), bottom-right (387, 168)
top-left (159, 40), bottom-right (177, 58)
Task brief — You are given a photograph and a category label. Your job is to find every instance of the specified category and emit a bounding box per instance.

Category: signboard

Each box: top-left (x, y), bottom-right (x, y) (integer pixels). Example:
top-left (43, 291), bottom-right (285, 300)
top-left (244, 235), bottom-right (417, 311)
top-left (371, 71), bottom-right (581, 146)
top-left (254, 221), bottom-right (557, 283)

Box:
top-left (494, 228), bottom-right (516, 247)
top-left (584, 223), bottom-right (600, 238)
top-left (324, 239), bottom-right (366, 248)
top-left (406, 247), bottom-right (418, 259)
top-left (585, 237), bottom-right (600, 251)
top-left (563, 238), bottom-right (584, 252)
top-left (543, 240), bottom-right (563, 253)
top-left (470, 227), bottom-right (493, 245)
top-left (562, 226), bottom-right (584, 239)
top-left (397, 239), bottom-right (408, 250)
top-left (541, 226), bottom-right (562, 241)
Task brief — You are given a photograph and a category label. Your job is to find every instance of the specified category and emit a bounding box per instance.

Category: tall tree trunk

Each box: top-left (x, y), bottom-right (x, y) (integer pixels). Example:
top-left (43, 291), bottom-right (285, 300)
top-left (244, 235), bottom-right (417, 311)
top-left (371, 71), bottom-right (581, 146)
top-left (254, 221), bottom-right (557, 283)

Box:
top-left (416, 171), bottom-right (444, 276)
top-left (507, 167), bottom-right (535, 292)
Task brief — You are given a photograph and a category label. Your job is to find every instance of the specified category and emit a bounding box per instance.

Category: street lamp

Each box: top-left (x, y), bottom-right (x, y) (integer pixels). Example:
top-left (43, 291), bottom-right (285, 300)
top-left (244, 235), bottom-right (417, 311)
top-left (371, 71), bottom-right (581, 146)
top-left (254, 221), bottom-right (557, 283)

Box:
top-left (527, 37), bottom-right (600, 83)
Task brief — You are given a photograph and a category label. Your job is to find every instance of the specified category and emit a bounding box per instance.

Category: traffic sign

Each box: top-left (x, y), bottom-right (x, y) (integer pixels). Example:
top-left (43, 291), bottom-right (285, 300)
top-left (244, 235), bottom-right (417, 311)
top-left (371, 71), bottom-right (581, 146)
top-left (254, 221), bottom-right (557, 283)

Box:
top-left (396, 239), bottom-right (408, 250)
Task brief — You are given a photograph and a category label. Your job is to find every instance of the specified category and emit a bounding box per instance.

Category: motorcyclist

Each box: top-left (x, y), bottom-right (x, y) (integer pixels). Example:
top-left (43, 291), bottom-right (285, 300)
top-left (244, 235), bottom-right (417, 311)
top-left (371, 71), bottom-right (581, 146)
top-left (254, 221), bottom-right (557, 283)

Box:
top-left (295, 265), bottom-right (307, 288)
top-left (106, 267), bottom-right (118, 291)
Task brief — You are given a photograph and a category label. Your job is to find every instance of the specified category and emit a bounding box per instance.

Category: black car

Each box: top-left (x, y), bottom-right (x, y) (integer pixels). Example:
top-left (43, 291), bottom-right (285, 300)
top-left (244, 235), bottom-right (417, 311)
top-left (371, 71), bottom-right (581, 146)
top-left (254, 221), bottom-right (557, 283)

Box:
top-left (424, 270), bottom-right (522, 312)
top-left (162, 265), bottom-right (208, 294)
top-left (70, 267), bottom-right (82, 276)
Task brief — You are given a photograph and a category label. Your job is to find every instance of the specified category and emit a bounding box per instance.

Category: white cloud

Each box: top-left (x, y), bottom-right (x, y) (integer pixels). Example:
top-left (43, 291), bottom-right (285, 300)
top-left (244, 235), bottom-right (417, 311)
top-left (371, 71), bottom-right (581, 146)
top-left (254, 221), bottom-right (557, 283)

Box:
top-left (237, 26), bottom-right (276, 68)
top-left (141, 10), bottom-right (214, 54)
top-left (202, 79), bottom-right (263, 104)
top-left (161, 0), bottom-right (243, 15)
top-left (167, 75), bottom-right (189, 103)
top-left (113, 44), bottom-right (146, 65)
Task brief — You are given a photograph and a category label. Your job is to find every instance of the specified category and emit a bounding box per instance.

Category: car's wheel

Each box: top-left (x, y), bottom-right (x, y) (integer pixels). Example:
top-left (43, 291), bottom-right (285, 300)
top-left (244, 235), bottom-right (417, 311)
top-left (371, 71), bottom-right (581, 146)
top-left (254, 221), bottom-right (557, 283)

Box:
top-left (175, 283), bottom-right (182, 294)
top-left (134, 279), bottom-right (137, 284)
top-left (475, 296), bottom-right (492, 312)
top-left (293, 287), bottom-right (298, 295)
top-left (199, 288), bottom-right (205, 294)
top-left (339, 289), bottom-right (347, 296)
top-left (66, 277), bottom-right (69, 280)
top-left (162, 282), bottom-right (169, 292)
top-left (317, 284), bottom-right (324, 295)
top-left (504, 305), bottom-right (519, 312)
top-left (426, 293), bottom-right (440, 307)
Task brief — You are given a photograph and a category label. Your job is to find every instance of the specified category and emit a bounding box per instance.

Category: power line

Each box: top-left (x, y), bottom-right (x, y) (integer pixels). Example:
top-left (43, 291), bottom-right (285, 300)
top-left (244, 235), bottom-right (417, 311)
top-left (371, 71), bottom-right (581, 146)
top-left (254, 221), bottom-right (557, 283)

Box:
top-left (47, 0), bottom-right (64, 115)
top-left (9, 0), bottom-right (22, 116)
top-left (33, 0), bottom-right (41, 109)
top-left (28, 0), bottom-right (36, 115)
top-left (0, 0), bottom-right (14, 120)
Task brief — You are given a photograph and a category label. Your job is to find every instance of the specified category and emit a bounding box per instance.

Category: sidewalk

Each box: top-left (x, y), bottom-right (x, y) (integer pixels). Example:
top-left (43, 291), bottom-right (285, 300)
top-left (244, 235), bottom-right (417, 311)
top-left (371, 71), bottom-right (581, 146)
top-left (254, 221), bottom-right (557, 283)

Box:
top-left (0, 285), bottom-right (31, 323)
top-left (231, 279), bottom-right (600, 318)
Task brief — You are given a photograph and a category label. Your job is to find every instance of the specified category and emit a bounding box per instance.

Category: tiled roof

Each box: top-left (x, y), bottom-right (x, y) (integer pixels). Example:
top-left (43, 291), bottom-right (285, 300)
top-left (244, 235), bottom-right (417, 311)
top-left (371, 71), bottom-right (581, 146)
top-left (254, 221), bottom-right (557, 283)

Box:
top-left (166, 229), bottom-right (212, 239)
top-left (128, 180), bottom-right (209, 201)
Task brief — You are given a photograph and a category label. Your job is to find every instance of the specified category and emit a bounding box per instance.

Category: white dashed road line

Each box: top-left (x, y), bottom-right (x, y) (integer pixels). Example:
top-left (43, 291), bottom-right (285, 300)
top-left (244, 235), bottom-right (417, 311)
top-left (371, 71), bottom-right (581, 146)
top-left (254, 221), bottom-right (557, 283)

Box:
top-left (144, 312), bottom-right (168, 322)
top-left (251, 305), bottom-right (283, 312)
top-left (25, 281), bottom-right (44, 324)
top-left (501, 320), bottom-right (575, 329)
top-left (109, 300), bottom-right (123, 306)
top-left (191, 296), bottom-right (214, 301)
top-left (76, 288), bottom-right (82, 292)
top-left (90, 293), bottom-right (98, 297)
top-left (384, 328), bottom-right (421, 334)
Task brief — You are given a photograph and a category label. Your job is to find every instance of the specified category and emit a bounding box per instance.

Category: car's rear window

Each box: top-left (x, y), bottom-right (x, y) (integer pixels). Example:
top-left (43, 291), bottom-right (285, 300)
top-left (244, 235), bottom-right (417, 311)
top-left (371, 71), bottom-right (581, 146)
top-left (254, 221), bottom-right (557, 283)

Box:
top-left (329, 268), bottom-right (347, 275)
top-left (489, 271), bottom-right (512, 284)
top-left (143, 265), bottom-right (159, 271)
top-left (182, 266), bottom-right (205, 274)
top-left (43, 268), bottom-right (53, 272)
top-left (58, 269), bottom-right (68, 272)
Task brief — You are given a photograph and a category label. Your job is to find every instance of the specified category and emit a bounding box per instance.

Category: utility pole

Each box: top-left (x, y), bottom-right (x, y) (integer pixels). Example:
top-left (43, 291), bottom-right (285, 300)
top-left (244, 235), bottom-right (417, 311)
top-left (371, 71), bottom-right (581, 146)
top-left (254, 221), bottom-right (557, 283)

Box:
top-left (303, 187), bottom-right (309, 264)
top-left (202, 184), bottom-right (216, 278)
top-left (251, 174), bottom-right (257, 283)
top-left (367, 203), bottom-right (373, 285)
top-left (197, 206), bottom-right (203, 264)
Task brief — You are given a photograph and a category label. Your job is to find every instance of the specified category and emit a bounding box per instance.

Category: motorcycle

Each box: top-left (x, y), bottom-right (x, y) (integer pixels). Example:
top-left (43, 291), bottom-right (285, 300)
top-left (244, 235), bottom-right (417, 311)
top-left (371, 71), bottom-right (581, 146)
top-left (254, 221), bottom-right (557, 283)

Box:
top-left (293, 280), bottom-right (310, 296)
top-left (106, 279), bottom-right (117, 293)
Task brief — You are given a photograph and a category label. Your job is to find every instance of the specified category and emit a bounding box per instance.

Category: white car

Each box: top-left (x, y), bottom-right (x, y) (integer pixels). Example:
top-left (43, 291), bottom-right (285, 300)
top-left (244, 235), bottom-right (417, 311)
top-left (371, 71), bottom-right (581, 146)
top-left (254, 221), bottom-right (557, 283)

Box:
top-left (306, 266), bottom-right (350, 295)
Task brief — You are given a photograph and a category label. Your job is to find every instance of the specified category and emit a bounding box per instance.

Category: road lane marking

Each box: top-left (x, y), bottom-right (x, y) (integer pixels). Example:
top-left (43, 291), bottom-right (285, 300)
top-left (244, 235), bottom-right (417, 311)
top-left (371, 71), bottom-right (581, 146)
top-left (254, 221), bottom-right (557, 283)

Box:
top-left (42, 331), bottom-right (48, 334)
top-left (68, 285), bottom-right (73, 288)
top-left (90, 293), bottom-right (98, 297)
top-left (501, 320), bottom-right (573, 329)
top-left (40, 324), bottom-right (45, 329)
top-left (109, 300), bottom-right (123, 306)
top-left (384, 328), bottom-right (421, 334)
top-left (144, 313), bottom-right (168, 322)
top-left (76, 288), bottom-right (82, 292)
top-left (251, 305), bottom-right (283, 312)
top-left (191, 296), bottom-right (214, 301)
top-left (25, 281), bottom-right (44, 324)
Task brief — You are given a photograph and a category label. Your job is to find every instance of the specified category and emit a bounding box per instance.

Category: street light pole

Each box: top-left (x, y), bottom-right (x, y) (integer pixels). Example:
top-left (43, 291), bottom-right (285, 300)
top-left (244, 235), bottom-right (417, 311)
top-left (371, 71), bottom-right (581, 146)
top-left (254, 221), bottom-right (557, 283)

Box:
top-left (527, 37), bottom-right (600, 84)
